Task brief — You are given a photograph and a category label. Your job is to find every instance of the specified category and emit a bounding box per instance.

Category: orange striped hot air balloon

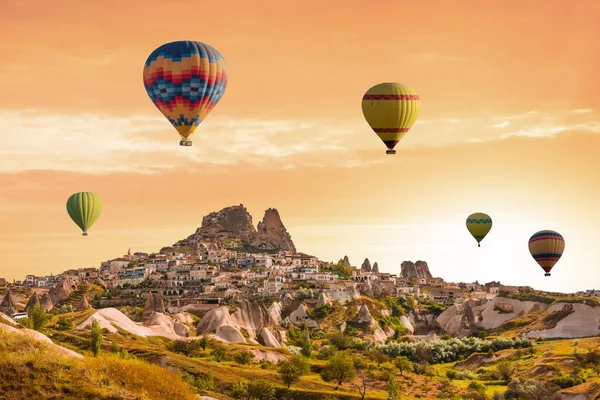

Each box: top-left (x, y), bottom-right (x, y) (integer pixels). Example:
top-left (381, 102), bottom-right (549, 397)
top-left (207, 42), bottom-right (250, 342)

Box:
top-left (361, 83), bottom-right (421, 154)
top-left (528, 230), bottom-right (565, 277)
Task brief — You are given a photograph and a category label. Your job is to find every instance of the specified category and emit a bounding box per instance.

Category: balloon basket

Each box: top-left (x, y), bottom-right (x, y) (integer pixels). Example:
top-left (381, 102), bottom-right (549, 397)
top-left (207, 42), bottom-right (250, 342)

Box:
top-left (544, 272), bottom-right (551, 277)
top-left (386, 149), bottom-right (396, 155)
top-left (179, 139), bottom-right (193, 147)
top-left (82, 232), bottom-right (88, 236)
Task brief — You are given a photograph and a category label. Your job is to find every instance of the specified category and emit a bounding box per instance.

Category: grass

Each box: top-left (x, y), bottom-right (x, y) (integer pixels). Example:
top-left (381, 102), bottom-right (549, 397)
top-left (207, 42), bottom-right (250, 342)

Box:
top-left (0, 330), bottom-right (198, 400)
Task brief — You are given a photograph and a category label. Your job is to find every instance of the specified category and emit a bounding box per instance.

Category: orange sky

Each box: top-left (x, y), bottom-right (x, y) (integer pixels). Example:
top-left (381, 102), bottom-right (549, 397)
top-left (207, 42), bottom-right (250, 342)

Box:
top-left (0, 0), bottom-right (599, 292)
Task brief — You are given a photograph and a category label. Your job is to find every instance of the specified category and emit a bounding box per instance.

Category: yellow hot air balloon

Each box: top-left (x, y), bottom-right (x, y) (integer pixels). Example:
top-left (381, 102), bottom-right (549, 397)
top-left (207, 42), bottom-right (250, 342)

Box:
top-left (528, 230), bottom-right (565, 277)
top-left (361, 82), bottom-right (421, 154)
top-left (466, 213), bottom-right (492, 247)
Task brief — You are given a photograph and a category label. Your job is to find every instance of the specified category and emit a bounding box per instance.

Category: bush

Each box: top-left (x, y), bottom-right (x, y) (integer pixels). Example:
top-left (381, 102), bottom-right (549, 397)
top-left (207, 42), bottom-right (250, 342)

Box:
top-left (233, 351), bottom-right (254, 365)
top-left (55, 316), bottom-right (73, 331)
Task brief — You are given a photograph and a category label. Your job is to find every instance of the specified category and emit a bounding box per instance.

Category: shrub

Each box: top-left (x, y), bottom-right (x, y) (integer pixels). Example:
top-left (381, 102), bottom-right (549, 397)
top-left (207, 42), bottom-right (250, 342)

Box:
top-left (233, 350), bottom-right (254, 365)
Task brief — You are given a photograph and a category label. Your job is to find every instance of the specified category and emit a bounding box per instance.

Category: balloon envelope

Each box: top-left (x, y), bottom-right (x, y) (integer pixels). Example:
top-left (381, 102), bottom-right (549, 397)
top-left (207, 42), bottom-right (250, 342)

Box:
top-left (143, 40), bottom-right (227, 144)
top-left (66, 192), bottom-right (102, 236)
top-left (361, 82), bottom-right (421, 154)
top-left (528, 230), bottom-right (565, 276)
top-left (466, 212), bottom-right (492, 247)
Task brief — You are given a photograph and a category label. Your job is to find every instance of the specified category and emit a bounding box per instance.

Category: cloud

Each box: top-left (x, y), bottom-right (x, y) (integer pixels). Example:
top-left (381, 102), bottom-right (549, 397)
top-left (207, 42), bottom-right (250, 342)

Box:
top-left (0, 107), bottom-right (597, 174)
top-left (0, 110), bottom-right (365, 174)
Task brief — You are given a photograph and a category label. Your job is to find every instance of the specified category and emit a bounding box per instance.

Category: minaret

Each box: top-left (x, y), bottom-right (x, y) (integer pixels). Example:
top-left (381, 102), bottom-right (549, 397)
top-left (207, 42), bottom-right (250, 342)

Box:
top-left (127, 248), bottom-right (132, 260)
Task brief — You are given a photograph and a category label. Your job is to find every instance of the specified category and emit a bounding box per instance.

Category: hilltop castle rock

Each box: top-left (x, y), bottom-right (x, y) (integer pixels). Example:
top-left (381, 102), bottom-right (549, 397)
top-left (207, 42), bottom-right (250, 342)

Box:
top-left (361, 258), bottom-right (372, 272)
top-left (174, 204), bottom-right (296, 253)
top-left (400, 260), bottom-right (433, 279)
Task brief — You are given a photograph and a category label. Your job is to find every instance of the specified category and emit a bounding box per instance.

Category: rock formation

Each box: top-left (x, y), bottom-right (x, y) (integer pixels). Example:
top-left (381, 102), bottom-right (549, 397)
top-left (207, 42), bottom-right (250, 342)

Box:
top-left (316, 292), bottom-right (332, 307)
top-left (174, 322), bottom-right (190, 337)
top-left (77, 295), bottom-right (91, 311)
top-left (322, 283), bottom-right (361, 304)
top-left (24, 293), bottom-right (41, 314)
top-left (0, 290), bottom-right (18, 314)
top-left (175, 204), bottom-right (296, 253)
top-left (361, 258), bottom-right (372, 272)
top-left (39, 293), bottom-right (53, 312)
top-left (372, 262), bottom-right (379, 274)
top-left (196, 300), bottom-right (286, 346)
top-left (142, 292), bottom-right (156, 321)
top-left (289, 303), bottom-right (319, 329)
top-left (0, 321), bottom-right (82, 359)
top-left (338, 255), bottom-right (351, 267)
top-left (351, 303), bottom-right (389, 343)
top-left (154, 292), bottom-right (165, 314)
top-left (251, 208), bottom-right (296, 253)
top-left (400, 261), bottom-right (433, 279)
top-left (49, 279), bottom-right (75, 305)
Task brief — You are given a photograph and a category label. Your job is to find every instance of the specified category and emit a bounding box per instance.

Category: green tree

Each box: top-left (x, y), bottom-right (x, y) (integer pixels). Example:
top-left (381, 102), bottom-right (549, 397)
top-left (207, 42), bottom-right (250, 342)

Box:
top-left (387, 377), bottom-right (405, 400)
top-left (321, 351), bottom-right (356, 386)
top-left (90, 319), bottom-right (103, 357)
top-left (211, 345), bottom-right (227, 362)
top-left (231, 379), bottom-right (276, 400)
top-left (366, 349), bottom-right (391, 366)
top-left (278, 355), bottom-right (311, 388)
top-left (394, 356), bottom-right (413, 376)
top-left (234, 350), bottom-right (254, 365)
top-left (167, 339), bottom-right (202, 357)
top-left (29, 305), bottom-right (49, 332)
top-left (56, 316), bottom-right (73, 331)
top-left (496, 360), bottom-right (515, 382)
top-left (198, 334), bottom-right (211, 350)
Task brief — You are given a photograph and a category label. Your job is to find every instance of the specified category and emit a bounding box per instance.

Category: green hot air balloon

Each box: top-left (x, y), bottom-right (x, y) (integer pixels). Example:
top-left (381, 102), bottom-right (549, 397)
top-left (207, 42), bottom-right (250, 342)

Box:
top-left (466, 212), bottom-right (493, 247)
top-left (66, 192), bottom-right (102, 236)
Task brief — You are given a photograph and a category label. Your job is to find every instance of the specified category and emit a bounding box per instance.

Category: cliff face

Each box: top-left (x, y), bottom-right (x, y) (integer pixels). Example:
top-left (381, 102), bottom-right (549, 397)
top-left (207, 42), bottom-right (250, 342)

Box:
top-left (400, 261), bottom-right (433, 279)
top-left (174, 204), bottom-right (296, 253)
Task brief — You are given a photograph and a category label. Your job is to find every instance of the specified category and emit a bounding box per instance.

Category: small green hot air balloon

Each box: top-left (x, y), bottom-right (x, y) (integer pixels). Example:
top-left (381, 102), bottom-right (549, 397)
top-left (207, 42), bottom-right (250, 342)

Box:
top-left (466, 212), bottom-right (492, 247)
top-left (66, 192), bottom-right (102, 236)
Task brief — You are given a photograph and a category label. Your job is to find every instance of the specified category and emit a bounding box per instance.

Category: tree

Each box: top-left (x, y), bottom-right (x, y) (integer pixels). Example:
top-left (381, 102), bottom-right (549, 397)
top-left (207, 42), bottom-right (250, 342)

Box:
top-left (496, 360), bottom-right (515, 382)
top-left (387, 377), bottom-right (405, 400)
top-left (231, 379), bottom-right (276, 400)
top-left (585, 348), bottom-right (600, 375)
top-left (366, 349), bottom-right (391, 366)
top-left (167, 339), bottom-right (202, 357)
top-left (234, 351), bottom-right (254, 365)
top-left (321, 352), bottom-right (356, 386)
top-left (394, 356), bottom-right (413, 376)
top-left (90, 320), bottom-right (103, 357)
top-left (29, 305), bottom-right (49, 332)
top-left (56, 316), bottom-right (73, 331)
top-left (353, 369), bottom-right (375, 400)
top-left (198, 334), bottom-right (211, 350)
top-left (278, 355), bottom-right (311, 388)
top-left (211, 345), bottom-right (227, 362)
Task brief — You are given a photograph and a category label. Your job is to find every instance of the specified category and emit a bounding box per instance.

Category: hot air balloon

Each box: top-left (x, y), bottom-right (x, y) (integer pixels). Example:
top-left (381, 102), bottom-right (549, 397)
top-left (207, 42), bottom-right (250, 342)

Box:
top-left (66, 192), bottom-right (102, 236)
top-left (528, 230), bottom-right (565, 276)
top-left (466, 212), bottom-right (493, 247)
top-left (361, 82), bottom-right (421, 154)
top-left (143, 41), bottom-right (227, 146)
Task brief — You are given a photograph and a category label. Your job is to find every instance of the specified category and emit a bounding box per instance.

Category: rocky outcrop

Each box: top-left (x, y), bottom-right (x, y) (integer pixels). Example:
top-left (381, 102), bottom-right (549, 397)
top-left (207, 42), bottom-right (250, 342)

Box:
top-left (77, 295), bottom-right (91, 311)
top-left (174, 322), bottom-right (190, 337)
top-left (142, 292), bottom-right (155, 321)
top-left (215, 325), bottom-right (246, 343)
top-left (338, 255), bottom-right (351, 267)
top-left (400, 261), bottom-right (433, 279)
top-left (0, 290), bottom-right (18, 314)
top-left (24, 293), bottom-right (41, 314)
top-left (259, 327), bottom-right (281, 347)
top-left (40, 293), bottom-right (53, 312)
top-left (372, 262), bottom-right (379, 274)
top-left (436, 297), bottom-right (544, 337)
top-left (251, 208), bottom-right (296, 253)
top-left (94, 278), bottom-right (108, 289)
top-left (289, 304), bottom-right (318, 329)
top-left (522, 302), bottom-right (600, 339)
top-left (316, 292), bottom-right (332, 307)
top-left (49, 279), bottom-right (75, 305)
top-left (175, 205), bottom-right (296, 253)
top-left (154, 292), bottom-right (165, 314)
top-left (352, 303), bottom-right (388, 343)
top-left (196, 300), bottom-right (285, 345)
top-left (361, 258), bottom-right (372, 273)
top-left (322, 284), bottom-right (361, 304)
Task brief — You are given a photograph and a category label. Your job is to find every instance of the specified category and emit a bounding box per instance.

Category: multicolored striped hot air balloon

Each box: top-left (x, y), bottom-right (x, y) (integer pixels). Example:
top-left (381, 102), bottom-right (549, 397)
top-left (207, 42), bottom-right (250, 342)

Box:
top-left (466, 212), bottom-right (493, 247)
top-left (66, 192), bottom-right (103, 236)
top-left (528, 230), bottom-right (565, 277)
top-left (143, 41), bottom-right (227, 146)
top-left (361, 83), bottom-right (421, 154)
